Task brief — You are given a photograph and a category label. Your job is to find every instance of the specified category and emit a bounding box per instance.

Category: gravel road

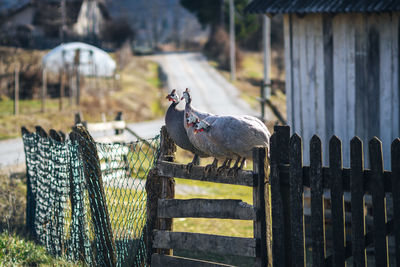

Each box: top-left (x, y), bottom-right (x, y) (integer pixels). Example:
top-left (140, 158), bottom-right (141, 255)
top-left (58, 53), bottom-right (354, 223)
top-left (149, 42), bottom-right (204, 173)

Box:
top-left (0, 52), bottom-right (268, 168)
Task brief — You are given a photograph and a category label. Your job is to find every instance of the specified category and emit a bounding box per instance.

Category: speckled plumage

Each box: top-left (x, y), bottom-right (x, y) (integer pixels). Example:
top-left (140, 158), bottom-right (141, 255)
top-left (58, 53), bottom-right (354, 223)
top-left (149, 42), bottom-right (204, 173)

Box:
top-left (165, 101), bottom-right (207, 157)
top-left (191, 114), bottom-right (270, 160)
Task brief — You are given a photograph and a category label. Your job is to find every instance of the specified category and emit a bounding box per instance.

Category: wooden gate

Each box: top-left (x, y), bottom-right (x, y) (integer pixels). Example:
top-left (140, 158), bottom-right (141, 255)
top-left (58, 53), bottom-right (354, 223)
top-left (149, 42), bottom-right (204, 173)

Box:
top-left (145, 126), bottom-right (271, 267)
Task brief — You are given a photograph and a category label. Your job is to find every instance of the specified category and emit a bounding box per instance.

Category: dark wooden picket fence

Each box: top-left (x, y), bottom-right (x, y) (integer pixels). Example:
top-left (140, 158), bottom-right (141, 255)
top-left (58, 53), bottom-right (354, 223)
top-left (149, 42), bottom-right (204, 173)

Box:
top-left (270, 125), bottom-right (400, 266)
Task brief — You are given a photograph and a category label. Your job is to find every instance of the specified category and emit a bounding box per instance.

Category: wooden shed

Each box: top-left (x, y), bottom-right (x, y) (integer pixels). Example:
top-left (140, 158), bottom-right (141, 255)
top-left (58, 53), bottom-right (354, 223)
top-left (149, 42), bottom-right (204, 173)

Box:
top-left (246, 0), bottom-right (400, 168)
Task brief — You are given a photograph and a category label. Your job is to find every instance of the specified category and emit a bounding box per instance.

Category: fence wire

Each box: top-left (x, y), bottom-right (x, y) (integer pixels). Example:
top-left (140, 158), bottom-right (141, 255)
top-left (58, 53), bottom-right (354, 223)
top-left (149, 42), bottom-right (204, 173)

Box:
top-left (22, 129), bottom-right (160, 266)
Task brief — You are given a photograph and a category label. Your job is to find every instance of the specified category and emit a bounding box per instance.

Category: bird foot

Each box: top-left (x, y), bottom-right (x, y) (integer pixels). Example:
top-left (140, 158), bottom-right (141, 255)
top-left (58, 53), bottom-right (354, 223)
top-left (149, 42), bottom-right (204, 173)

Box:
top-left (227, 166), bottom-right (241, 177)
top-left (185, 162), bottom-right (194, 174)
top-left (217, 165), bottom-right (229, 174)
top-left (204, 164), bottom-right (216, 175)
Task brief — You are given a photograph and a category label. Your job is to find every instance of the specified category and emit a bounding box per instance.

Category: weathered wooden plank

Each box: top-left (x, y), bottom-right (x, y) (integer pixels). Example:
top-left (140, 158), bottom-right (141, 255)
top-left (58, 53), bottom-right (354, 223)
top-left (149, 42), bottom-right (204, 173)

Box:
top-left (310, 135), bottom-right (325, 266)
top-left (289, 134), bottom-right (305, 266)
top-left (345, 15), bottom-right (356, 169)
top-left (291, 15), bottom-right (303, 136)
top-left (369, 137), bottom-right (389, 265)
top-left (86, 120), bottom-right (126, 132)
top-left (301, 15), bottom-right (313, 165)
top-left (156, 161), bottom-right (254, 187)
top-left (313, 14), bottom-right (327, 165)
top-left (270, 133), bottom-right (286, 267)
top-left (391, 15), bottom-right (399, 151)
top-left (354, 13), bottom-right (368, 166)
top-left (283, 14), bottom-right (293, 127)
top-left (157, 199), bottom-right (256, 220)
top-left (329, 136), bottom-right (346, 267)
top-left (350, 137), bottom-right (366, 266)
top-left (152, 230), bottom-right (257, 258)
top-left (391, 139), bottom-right (400, 265)
top-left (277, 164), bottom-right (394, 193)
top-left (158, 126), bottom-right (176, 256)
top-left (323, 14), bottom-right (334, 164)
top-left (367, 16), bottom-right (381, 146)
top-left (332, 14), bottom-right (348, 168)
top-left (274, 126), bottom-right (291, 267)
top-left (152, 254), bottom-right (234, 267)
top-left (253, 147), bottom-right (268, 267)
top-left (379, 14), bottom-right (393, 170)
top-left (151, 254), bottom-right (235, 267)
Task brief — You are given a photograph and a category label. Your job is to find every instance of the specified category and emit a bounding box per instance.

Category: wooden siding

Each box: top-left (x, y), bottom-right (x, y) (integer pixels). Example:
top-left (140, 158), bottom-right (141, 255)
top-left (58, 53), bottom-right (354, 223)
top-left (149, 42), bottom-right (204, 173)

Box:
top-left (284, 12), bottom-right (400, 169)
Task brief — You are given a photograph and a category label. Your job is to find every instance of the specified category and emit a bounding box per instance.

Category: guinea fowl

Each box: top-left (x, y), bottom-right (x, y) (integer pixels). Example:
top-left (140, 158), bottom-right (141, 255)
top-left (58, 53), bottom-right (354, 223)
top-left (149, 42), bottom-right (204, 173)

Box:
top-left (186, 113), bottom-right (233, 174)
top-left (188, 112), bottom-right (271, 174)
top-left (165, 89), bottom-right (208, 168)
top-left (181, 88), bottom-right (212, 123)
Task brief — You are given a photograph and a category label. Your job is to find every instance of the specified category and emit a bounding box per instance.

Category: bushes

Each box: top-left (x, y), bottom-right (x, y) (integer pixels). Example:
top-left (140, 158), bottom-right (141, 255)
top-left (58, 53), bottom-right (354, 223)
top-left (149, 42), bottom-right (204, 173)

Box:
top-left (203, 27), bottom-right (242, 71)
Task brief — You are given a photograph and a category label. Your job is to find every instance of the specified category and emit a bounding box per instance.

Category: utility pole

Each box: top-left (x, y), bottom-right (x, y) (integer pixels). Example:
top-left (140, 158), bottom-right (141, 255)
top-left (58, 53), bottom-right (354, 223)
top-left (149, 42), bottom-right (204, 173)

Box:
top-left (229, 0), bottom-right (235, 81)
top-left (262, 14), bottom-right (271, 100)
top-left (60, 0), bottom-right (66, 42)
top-left (260, 14), bottom-right (271, 121)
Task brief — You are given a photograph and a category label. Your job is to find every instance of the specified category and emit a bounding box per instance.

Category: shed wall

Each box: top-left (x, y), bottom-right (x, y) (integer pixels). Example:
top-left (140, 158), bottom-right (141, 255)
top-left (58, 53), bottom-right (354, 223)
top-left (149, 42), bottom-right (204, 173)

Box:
top-left (284, 12), bottom-right (400, 169)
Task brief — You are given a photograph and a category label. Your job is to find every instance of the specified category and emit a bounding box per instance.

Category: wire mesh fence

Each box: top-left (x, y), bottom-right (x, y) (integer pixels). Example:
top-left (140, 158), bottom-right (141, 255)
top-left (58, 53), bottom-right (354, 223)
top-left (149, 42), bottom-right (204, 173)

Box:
top-left (22, 125), bottom-right (160, 266)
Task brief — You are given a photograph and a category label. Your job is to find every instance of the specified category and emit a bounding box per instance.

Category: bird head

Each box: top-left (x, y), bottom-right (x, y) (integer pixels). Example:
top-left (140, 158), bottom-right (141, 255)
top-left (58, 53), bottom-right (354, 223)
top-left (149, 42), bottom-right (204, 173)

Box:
top-left (194, 120), bottom-right (210, 134)
top-left (166, 89), bottom-right (180, 103)
top-left (181, 88), bottom-right (191, 103)
top-left (186, 112), bottom-right (198, 127)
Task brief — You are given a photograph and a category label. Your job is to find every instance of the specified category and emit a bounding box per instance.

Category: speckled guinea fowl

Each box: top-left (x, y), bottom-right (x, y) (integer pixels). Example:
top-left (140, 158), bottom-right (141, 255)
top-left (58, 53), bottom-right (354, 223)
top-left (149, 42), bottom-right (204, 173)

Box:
top-left (189, 112), bottom-right (271, 173)
top-left (165, 89), bottom-right (208, 165)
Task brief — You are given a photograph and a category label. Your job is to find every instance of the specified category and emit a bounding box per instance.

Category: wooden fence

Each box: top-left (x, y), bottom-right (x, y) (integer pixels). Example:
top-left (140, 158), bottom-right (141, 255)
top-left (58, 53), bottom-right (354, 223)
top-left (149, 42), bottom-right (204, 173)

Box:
top-left (270, 125), bottom-right (400, 266)
top-left (146, 125), bottom-right (400, 266)
top-left (146, 126), bottom-right (271, 267)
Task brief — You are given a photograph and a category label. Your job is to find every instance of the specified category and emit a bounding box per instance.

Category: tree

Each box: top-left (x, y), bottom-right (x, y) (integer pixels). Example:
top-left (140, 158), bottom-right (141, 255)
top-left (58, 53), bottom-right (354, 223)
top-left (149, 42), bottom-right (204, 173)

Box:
top-left (180, 0), bottom-right (223, 34)
top-left (180, 0), bottom-right (260, 46)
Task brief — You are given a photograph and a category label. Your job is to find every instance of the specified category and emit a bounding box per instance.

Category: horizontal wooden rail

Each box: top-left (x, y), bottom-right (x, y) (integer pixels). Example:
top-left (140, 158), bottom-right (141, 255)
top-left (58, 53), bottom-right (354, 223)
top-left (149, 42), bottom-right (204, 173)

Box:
top-left (86, 120), bottom-right (126, 132)
top-left (151, 254), bottom-right (235, 267)
top-left (158, 199), bottom-right (257, 220)
top-left (277, 164), bottom-right (392, 193)
top-left (153, 230), bottom-right (258, 257)
top-left (156, 161), bottom-right (255, 187)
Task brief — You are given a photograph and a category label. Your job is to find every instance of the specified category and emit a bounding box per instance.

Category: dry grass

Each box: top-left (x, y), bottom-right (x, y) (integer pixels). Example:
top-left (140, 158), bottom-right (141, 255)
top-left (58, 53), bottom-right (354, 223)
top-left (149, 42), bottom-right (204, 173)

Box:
top-left (209, 51), bottom-right (287, 132)
top-left (0, 50), bottom-right (165, 139)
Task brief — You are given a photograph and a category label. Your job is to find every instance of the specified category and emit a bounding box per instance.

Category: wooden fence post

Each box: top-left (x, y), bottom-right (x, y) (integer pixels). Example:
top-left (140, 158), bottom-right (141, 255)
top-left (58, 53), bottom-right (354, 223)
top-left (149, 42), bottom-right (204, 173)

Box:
top-left (146, 126), bottom-right (175, 265)
top-left (72, 125), bottom-right (117, 267)
top-left (350, 137), bottom-right (366, 265)
top-left (14, 67), bottom-right (19, 115)
top-left (289, 134), bottom-right (305, 266)
top-left (253, 146), bottom-right (269, 266)
top-left (391, 138), bottom-right (400, 265)
top-left (115, 112), bottom-right (123, 135)
top-left (369, 137), bottom-right (389, 265)
top-left (59, 69), bottom-right (65, 111)
top-left (272, 125), bottom-right (291, 267)
top-left (329, 136), bottom-right (346, 266)
top-left (41, 68), bottom-right (47, 113)
top-left (310, 135), bottom-right (325, 265)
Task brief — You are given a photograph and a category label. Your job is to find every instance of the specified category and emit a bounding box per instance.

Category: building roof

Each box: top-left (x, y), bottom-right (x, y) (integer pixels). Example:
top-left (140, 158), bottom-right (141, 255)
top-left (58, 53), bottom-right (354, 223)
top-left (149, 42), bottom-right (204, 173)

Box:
top-left (244, 0), bottom-right (400, 14)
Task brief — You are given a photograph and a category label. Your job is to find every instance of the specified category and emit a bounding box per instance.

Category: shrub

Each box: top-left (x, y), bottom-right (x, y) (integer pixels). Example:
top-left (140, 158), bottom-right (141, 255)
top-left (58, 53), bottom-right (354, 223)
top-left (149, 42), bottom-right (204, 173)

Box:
top-left (203, 27), bottom-right (242, 71)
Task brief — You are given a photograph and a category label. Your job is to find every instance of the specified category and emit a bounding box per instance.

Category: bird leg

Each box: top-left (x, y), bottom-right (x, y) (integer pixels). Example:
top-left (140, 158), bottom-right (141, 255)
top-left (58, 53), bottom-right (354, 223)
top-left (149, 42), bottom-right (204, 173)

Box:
top-left (217, 158), bottom-right (232, 174)
top-left (205, 158), bottom-right (218, 174)
top-left (185, 154), bottom-right (199, 173)
top-left (228, 157), bottom-right (245, 176)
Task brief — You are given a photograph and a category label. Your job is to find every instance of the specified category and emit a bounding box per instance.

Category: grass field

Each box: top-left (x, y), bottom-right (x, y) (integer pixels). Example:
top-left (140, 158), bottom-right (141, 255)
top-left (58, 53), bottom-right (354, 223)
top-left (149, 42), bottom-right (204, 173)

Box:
top-left (0, 47), bottom-right (165, 140)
